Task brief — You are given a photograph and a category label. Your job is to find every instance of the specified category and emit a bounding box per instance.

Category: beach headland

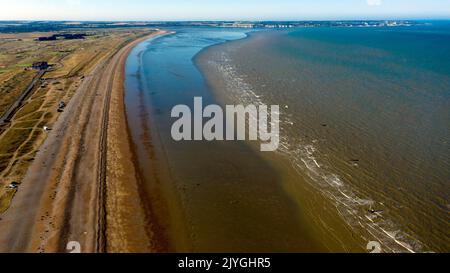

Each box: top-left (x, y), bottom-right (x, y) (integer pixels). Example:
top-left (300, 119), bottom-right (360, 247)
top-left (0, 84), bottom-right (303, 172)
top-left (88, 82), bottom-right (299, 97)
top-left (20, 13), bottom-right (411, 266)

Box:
top-left (0, 29), bottom-right (167, 253)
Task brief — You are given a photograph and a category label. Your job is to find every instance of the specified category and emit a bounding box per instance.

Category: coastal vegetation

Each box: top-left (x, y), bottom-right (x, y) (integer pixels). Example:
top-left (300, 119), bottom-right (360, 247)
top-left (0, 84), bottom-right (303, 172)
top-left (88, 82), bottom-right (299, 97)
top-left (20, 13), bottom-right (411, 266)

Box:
top-left (0, 28), bottom-right (154, 213)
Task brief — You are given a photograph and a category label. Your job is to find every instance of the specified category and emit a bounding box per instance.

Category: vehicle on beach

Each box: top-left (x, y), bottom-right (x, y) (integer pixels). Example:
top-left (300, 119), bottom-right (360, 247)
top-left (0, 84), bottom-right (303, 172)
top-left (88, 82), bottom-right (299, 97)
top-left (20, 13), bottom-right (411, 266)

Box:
top-left (7, 182), bottom-right (19, 190)
top-left (58, 101), bottom-right (66, 112)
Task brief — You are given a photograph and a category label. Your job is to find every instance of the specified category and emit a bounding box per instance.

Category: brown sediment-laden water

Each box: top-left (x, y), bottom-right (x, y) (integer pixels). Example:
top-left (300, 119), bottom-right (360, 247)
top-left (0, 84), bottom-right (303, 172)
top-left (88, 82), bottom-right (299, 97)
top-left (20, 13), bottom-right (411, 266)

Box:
top-left (125, 26), bottom-right (450, 253)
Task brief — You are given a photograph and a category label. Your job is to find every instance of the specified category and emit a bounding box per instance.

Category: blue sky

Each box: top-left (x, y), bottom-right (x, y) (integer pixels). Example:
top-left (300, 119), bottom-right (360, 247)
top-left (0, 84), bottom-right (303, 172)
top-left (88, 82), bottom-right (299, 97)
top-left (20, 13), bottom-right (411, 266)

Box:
top-left (1, 0), bottom-right (450, 21)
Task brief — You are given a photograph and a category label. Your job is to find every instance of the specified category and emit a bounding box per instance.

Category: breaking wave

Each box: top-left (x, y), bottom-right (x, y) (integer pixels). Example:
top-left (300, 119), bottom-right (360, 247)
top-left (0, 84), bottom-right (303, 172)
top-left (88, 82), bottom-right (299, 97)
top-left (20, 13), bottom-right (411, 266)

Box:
top-left (204, 51), bottom-right (424, 253)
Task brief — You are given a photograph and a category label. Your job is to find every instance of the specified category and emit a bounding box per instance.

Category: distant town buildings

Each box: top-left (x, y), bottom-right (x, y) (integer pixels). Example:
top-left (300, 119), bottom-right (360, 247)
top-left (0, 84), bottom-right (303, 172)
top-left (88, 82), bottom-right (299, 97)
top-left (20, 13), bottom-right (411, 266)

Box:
top-left (220, 22), bottom-right (255, 28)
top-left (215, 20), bottom-right (415, 29)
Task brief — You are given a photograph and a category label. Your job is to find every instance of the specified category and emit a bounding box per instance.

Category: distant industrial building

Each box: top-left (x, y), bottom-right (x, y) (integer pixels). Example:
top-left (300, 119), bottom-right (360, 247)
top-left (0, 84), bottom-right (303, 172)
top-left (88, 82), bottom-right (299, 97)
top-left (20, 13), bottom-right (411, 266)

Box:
top-left (37, 36), bottom-right (57, 41)
top-left (36, 33), bottom-right (87, 41)
top-left (32, 61), bottom-right (50, 70)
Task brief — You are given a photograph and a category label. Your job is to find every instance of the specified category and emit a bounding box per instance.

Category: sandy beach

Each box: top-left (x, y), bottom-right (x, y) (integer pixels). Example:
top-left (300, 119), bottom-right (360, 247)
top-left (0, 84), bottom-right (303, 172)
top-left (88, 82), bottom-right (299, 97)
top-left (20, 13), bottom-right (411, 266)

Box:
top-left (0, 30), bottom-right (167, 253)
top-left (105, 30), bottom-right (170, 253)
top-left (1, 24), bottom-right (448, 254)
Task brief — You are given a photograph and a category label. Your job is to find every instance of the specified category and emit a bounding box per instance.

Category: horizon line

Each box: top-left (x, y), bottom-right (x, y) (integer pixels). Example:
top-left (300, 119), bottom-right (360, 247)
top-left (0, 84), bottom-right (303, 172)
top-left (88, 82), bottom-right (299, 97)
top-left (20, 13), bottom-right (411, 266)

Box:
top-left (1, 18), bottom-right (450, 22)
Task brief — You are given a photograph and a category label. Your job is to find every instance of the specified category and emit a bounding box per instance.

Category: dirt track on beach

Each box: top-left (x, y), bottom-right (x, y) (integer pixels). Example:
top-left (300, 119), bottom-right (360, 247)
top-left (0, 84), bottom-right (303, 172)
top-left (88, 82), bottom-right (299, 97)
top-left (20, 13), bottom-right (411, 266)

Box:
top-left (0, 30), bottom-right (166, 253)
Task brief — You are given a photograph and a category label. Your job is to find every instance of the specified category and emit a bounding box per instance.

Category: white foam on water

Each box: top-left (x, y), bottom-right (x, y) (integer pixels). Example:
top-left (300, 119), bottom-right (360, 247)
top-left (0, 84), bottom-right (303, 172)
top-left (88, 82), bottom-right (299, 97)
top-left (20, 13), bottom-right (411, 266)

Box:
top-left (206, 51), bottom-right (424, 253)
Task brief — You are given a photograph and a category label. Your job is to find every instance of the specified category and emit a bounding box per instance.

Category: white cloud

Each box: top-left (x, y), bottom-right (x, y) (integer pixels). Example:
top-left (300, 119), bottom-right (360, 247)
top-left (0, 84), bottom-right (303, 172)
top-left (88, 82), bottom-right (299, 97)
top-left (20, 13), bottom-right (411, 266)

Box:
top-left (367, 0), bottom-right (382, 6)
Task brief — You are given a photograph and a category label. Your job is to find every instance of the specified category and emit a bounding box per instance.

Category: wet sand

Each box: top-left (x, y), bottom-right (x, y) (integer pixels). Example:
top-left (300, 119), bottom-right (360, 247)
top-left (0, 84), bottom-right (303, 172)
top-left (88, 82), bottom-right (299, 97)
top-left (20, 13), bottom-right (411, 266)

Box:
top-left (105, 30), bottom-right (170, 252)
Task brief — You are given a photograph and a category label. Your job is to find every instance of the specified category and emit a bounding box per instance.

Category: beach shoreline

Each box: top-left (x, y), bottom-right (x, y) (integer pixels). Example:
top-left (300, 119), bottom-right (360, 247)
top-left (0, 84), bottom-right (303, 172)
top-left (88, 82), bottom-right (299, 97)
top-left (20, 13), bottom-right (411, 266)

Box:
top-left (123, 30), bottom-right (194, 252)
top-left (0, 30), bottom-right (167, 253)
top-left (106, 29), bottom-right (171, 252)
